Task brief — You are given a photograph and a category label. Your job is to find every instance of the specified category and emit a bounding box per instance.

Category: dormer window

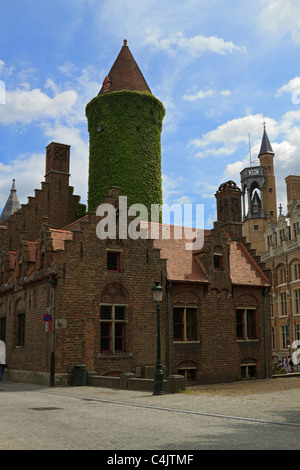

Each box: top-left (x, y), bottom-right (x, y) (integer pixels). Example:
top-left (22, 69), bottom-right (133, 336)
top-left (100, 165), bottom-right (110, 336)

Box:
top-left (213, 254), bottom-right (223, 270)
top-left (102, 76), bottom-right (111, 92)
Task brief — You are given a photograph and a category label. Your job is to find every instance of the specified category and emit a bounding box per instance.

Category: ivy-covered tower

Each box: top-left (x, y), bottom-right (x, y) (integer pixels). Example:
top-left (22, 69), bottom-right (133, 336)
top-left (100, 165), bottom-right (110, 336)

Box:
top-left (86, 40), bottom-right (165, 214)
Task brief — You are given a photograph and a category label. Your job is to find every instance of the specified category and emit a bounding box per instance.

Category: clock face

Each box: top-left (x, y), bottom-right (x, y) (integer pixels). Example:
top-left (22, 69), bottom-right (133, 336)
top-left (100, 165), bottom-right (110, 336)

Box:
top-left (247, 168), bottom-right (260, 176)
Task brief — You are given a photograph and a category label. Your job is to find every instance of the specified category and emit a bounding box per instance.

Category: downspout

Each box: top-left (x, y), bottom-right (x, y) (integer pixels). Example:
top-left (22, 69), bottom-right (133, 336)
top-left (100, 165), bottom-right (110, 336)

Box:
top-left (263, 287), bottom-right (269, 379)
top-left (49, 275), bottom-right (57, 387)
top-left (166, 280), bottom-right (172, 376)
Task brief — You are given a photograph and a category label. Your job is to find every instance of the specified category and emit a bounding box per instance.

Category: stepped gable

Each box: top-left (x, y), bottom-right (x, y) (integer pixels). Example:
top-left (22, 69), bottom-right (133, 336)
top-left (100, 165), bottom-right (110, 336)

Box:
top-left (98, 40), bottom-right (151, 94)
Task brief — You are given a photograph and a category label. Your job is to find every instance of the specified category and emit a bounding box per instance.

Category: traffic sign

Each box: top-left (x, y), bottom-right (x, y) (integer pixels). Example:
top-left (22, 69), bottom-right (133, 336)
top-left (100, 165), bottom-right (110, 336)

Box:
top-left (43, 313), bottom-right (52, 322)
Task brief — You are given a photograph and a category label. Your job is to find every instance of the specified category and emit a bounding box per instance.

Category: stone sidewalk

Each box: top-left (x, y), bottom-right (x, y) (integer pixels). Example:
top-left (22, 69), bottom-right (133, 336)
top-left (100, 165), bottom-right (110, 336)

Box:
top-left (0, 379), bottom-right (300, 450)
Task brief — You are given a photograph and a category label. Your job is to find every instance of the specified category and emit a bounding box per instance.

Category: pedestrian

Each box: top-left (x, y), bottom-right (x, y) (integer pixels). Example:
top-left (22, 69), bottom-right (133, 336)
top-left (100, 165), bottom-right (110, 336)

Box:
top-left (283, 356), bottom-right (288, 372)
top-left (0, 340), bottom-right (6, 381)
top-left (287, 356), bottom-right (292, 372)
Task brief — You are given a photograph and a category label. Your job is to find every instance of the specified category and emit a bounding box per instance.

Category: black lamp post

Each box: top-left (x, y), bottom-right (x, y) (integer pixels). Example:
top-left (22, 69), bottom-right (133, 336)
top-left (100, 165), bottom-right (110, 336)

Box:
top-left (152, 281), bottom-right (165, 395)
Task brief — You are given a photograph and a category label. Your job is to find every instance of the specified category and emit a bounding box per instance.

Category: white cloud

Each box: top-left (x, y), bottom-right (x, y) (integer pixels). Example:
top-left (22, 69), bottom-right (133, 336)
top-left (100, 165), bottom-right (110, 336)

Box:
top-left (0, 60), bottom-right (5, 75)
top-left (0, 86), bottom-right (77, 125)
top-left (260, 0), bottom-right (300, 44)
top-left (188, 114), bottom-right (274, 159)
top-left (277, 77), bottom-right (300, 96)
top-left (145, 31), bottom-right (247, 57)
top-left (0, 152), bottom-right (45, 207)
top-left (183, 89), bottom-right (214, 101)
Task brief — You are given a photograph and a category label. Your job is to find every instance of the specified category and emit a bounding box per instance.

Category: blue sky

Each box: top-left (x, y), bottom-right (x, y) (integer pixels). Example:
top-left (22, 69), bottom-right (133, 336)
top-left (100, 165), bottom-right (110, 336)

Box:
top-left (0, 0), bottom-right (300, 229)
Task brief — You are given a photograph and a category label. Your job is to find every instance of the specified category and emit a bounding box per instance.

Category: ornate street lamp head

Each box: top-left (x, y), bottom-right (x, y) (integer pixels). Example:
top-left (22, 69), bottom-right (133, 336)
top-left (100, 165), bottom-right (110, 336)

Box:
top-left (152, 281), bottom-right (163, 304)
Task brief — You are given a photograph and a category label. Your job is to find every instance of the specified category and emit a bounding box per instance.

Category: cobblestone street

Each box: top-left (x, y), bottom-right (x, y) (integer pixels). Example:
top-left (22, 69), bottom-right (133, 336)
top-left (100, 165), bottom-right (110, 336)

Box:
top-left (1, 378), bottom-right (300, 451)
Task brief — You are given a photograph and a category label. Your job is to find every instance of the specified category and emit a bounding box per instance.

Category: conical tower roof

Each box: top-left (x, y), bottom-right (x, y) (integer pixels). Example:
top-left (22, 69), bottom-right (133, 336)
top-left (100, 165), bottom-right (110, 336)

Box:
top-left (258, 126), bottom-right (274, 156)
top-left (0, 179), bottom-right (21, 224)
top-left (98, 40), bottom-right (151, 95)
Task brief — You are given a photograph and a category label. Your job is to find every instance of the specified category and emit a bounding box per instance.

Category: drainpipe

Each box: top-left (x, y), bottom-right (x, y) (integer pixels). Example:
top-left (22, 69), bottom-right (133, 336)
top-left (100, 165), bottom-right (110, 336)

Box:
top-left (263, 287), bottom-right (269, 379)
top-left (166, 280), bottom-right (172, 376)
top-left (49, 275), bottom-right (57, 387)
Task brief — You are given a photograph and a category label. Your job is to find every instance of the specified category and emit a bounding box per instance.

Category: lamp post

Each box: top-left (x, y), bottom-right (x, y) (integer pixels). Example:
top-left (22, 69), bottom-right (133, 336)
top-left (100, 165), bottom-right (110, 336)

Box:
top-left (152, 281), bottom-right (165, 395)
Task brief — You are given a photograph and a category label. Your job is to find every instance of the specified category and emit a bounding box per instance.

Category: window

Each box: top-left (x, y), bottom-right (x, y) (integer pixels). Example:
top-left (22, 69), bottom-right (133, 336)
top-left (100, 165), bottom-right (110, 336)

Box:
top-left (0, 316), bottom-right (6, 342)
top-left (236, 309), bottom-right (256, 340)
top-left (254, 225), bottom-right (259, 231)
top-left (271, 327), bottom-right (275, 350)
top-left (254, 204), bottom-right (258, 212)
top-left (294, 290), bottom-right (300, 315)
top-left (294, 263), bottom-right (300, 280)
top-left (17, 313), bottom-right (25, 347)
top-left (268, 187), bottom-right (273, 193)
top-left (293, 222), bottom-right (299, 239)
top-left (241, 364), bottom-right (256, 379)
top-left (279, 292), bottom-right (287, 316)
top-left (270, 210), bottom-right (274, 216)
top-left (213, 254), bottom-right (222, 270)
top-left (279, 229), bottom-right (285, 244)
top-left (295, 324), bottom-right (300, 343)
top-left (177, 368), bottom-right (196, 383)
top-left (107, 252), bottom-right (120, 272)
top-left (281, 325), bottom-right (288, 349)
top-left (267, 234), bottom-right (273, 248)
top-left (100, 305), bottom-right (126, 353)
top-left (173, 307), bottom-right (197, 341)
top-left (278, 267), bottom-right (286, 285)
top-left (270, 294), bottom-right (274, 318)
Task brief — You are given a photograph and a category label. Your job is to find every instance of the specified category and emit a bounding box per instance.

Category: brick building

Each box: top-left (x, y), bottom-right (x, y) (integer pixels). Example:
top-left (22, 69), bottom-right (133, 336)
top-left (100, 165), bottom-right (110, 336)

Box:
top-left (0, 41), bottom-right (272, 387)
top-left (261, 176), bottom-right (300, 359)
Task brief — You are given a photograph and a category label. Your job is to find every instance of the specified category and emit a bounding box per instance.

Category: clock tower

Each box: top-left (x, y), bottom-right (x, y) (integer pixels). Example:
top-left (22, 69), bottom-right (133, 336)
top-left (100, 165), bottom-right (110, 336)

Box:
top-left (240, 125), bottom-right (277, 253)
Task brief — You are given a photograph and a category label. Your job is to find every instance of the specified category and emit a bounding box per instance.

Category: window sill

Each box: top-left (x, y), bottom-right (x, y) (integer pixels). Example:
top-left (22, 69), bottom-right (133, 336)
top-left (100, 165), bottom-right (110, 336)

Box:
top-left (97, 352), bottom-right (132, 359)
top-left (237, 339), bottom-right (259, 343)
top-left (105, 271), bottom-right (125, 275)
top-left (173, 340), bottom-right (200, 344)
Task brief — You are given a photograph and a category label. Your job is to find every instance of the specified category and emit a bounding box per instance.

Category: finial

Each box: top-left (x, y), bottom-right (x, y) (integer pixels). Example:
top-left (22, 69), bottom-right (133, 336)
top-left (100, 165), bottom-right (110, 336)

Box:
top-left (11, 179), bottom-right (16, 191)
top-left (123, 39), bottom-right (127, 46)
top-left (279, 203), bottom-right (282, 215)
top-left (262, 115), bottom-right (266, 130)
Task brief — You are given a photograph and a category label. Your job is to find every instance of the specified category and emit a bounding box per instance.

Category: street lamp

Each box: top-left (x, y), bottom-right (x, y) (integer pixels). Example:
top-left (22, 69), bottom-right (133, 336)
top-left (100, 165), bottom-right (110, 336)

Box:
top-left (152, 281), bottom-right (165, 395)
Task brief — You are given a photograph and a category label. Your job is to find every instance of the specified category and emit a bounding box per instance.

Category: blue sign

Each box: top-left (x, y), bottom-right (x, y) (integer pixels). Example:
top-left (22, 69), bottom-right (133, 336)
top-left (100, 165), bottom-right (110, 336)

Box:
top-left (43, 313), bottom-right (52, 322)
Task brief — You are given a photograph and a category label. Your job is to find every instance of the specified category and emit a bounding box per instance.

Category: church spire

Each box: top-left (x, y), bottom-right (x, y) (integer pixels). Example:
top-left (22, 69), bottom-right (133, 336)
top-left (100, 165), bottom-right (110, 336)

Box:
top-left (0, 179), bottom-right (21, 224)
top-left (258, 123), bottom-right (274, 156)
top-left (98, 40), bottom-right (151, 95)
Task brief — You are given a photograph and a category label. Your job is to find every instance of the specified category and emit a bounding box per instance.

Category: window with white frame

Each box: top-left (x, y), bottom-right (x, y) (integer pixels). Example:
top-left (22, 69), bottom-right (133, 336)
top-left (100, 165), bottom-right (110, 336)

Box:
top-left (294, 263), bottom-right (300, 281)
top-left (281, 325), bottom-right (288, 349)
top-left (236, 308), bottom-right (256, 340)
top-left (294, 289), bottom-right (300, 315)
top-left (295, 324), bottom-right (300, 343)
top-left (271, 326), bottom-right (275, 350)
top-left (270, 294), bottom-right (274, 318)
top-left (278, 267), bottom-right (286, 285)
top-left (279, 292), bottom-right (287, 316)
top-left (100, 305), bottom-right (126, 354)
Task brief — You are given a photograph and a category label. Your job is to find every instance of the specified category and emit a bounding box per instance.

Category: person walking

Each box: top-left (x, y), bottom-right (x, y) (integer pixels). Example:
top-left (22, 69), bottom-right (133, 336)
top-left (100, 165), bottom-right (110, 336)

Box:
top-left (0, 340), bottom-right (6, 381)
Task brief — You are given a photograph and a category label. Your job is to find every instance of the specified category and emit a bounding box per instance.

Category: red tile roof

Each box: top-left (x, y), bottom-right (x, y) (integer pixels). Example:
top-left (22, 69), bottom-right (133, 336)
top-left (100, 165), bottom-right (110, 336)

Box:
top-left (230, 241), bottom-right (269, 286)
top-left (49, 229), bottom-right (73, 250)
top-left (98, 40), bottom-right (151, 95)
